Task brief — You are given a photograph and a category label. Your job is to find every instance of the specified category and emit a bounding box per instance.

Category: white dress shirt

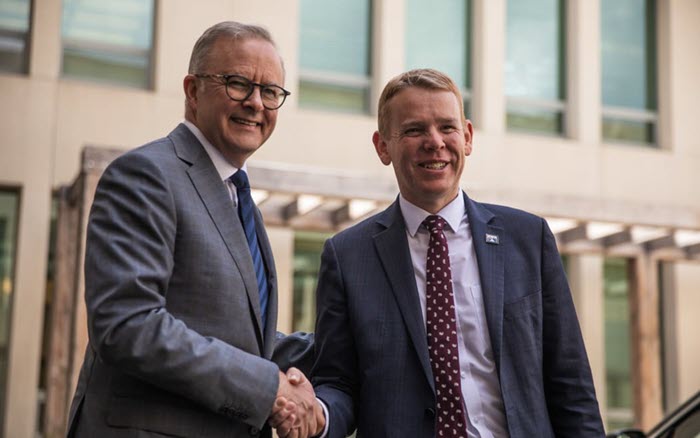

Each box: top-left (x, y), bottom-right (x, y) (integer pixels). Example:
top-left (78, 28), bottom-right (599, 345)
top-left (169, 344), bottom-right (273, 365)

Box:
top-left (182, 120), bottom-right (244, 203)
top-left (400, 193), bottom-right (509, 438)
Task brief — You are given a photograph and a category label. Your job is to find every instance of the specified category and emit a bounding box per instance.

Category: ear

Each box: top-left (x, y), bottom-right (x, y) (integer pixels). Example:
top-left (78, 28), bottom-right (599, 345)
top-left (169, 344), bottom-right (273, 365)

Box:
top-left (463, 119), bottom-right (474, 156)
top-left (372, 131), bottom-right (392, 166)
top-left (183, 74), bottom-right (199, 110)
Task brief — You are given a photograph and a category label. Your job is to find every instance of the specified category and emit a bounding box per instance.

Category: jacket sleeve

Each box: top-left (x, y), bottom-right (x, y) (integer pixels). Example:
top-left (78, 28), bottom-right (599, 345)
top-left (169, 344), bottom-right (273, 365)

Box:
top-left (311, 239), bottom-right (358, 438)
top-left (540, 219), bottom-right (606, 436)
top-left (84, 152), bottom-right (279, 429)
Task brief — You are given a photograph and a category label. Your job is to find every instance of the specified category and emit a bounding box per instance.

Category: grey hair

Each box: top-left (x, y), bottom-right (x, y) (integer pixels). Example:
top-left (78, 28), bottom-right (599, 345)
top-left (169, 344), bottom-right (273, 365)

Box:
top-left (187, 21), bottom-right (282, 74)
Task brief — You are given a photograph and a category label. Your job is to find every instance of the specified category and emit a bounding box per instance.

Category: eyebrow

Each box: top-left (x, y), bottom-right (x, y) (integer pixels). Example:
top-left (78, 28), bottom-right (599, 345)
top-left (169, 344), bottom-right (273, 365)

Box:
top-left (399, 117), bottom-right (460, 129)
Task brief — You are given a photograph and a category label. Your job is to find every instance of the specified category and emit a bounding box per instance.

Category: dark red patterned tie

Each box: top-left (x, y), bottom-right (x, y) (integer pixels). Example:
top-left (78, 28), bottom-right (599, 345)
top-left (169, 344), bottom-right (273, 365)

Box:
top-left (423, 215), bottom-right (468, 438)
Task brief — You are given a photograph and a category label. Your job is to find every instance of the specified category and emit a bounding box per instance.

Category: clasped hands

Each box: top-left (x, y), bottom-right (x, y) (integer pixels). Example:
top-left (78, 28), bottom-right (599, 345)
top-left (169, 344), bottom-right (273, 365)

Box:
top-left (269, 367), bottom-right (325, 438)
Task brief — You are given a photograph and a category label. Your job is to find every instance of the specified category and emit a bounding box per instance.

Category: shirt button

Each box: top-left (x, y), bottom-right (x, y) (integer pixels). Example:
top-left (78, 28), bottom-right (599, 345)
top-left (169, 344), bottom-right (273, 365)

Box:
top-left (461, 372), bottom-right (467, 378)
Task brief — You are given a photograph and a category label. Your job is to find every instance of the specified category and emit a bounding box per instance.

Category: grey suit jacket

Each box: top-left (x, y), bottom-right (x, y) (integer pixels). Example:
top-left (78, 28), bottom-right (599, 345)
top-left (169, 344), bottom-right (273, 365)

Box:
top-left (312, 193), bottom-right (605, 437)
top-left (67, 124), bottom-right (302, 437)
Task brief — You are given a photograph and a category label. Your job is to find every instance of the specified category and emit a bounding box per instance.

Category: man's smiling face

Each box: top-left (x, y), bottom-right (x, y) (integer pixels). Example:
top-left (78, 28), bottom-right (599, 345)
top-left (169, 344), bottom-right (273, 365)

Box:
top-left (373, 87), bottom-right (473, 214)
top-left (186, 37), bottom-right (284, 167)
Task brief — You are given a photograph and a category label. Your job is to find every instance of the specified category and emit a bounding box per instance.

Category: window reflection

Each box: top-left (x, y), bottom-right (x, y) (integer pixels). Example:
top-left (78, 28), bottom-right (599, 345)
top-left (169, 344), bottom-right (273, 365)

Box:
top-left (505, 0), bottom-right (565, 135)
top-left (604, 257), bottom-right (634, 430)
top-left (601, 0), bottom-right (656, 145)
top-left (299, 0), bottom-right (371, 113)
top-left (405, 0), bottom-right (471, 116)
top-left (292, 232), bottom-right (329, 333)
top-left (61, 0), bottom-right (155, 88)
top-left (0, 189), bottom-right (19, 430)
top-left (0, 0), bottom-right (32, 73)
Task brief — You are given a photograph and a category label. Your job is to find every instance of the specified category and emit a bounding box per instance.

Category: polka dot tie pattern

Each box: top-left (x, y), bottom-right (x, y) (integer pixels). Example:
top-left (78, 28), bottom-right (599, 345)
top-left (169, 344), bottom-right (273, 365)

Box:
top-left (423, 215), bottom-right (468, 438)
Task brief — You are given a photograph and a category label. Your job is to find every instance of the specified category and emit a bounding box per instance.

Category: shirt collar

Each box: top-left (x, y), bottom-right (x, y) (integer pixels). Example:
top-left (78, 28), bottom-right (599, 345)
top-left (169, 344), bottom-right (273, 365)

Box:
top-left (399, 192), bottom-right (466, 237)
top-left (182, 120), bottom-right (245, 180)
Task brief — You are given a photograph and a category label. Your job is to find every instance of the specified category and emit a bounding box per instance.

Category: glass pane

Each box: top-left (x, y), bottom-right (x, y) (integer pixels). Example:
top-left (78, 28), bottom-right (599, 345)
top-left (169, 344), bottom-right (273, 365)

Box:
top-left (405, 0), bottom-right (470, 90)
top-left (604, 257), bottom-right (634, 430)
top-left (292, 232), bottom-right (330, 333)
top-left (0, 0), bottom-right (31, 73)
top-left (0, 190), bottom-right (19, 429)
top-left (602, 117), bottom-right (655, 144)
top-left (507, 108), bottom-right (563, 134)
top-left (299, 80), bottom-right (369, 114)
top-left (299, 0), bottom-right (371, 112)
top-left (601, 0), bottom-right (655, 110)
top-left (300, 0), bottom-right (370, 76)
top-left (506, 0), bottom-right (564, 101)
top-left (61, 0), bottom-right (154, 88)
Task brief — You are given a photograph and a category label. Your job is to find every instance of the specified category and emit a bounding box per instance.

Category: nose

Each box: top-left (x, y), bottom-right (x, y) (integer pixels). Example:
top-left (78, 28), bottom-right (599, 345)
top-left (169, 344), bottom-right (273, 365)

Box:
top-left (424, 127), bottom-right (445, 150)
top-left (242, 86), bottom-right (265, 112)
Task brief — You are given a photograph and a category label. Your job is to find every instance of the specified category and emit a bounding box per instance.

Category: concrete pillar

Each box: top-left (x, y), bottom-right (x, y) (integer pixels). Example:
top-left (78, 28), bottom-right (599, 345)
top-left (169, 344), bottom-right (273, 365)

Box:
top-left (567, 253), bottom-right (606, 423)
top-left (267, 227), bottom-right (295, 334)
top-left (566, 0), bottom-right (602, 143)
top-left (372, 0), bottom-right (406, 115)
top-left (472, 0), bottom-right (506, 133)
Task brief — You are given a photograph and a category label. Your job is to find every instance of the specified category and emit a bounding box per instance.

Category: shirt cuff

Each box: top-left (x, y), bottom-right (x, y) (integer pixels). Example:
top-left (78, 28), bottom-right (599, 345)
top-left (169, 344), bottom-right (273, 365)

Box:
top-left (314, 398), bottom-right (330, 438)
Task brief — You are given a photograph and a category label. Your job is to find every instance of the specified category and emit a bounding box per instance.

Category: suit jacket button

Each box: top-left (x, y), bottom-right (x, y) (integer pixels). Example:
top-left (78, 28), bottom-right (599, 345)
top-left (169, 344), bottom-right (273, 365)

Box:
top-left (425, 407), bottom-right (436, 417)
top-left (249, 426), bottom-right (260, 435)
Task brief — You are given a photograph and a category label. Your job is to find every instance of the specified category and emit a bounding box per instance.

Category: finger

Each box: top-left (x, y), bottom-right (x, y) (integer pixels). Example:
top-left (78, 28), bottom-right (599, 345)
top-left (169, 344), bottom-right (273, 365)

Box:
top-left (286, 367), bottom-right (303, 385)
top-left (276, 415), bottom-right (296, 437)
top-left (270, 402), bottom-right (297, 427)
top-left (272, 397), bottom-right (288, 413)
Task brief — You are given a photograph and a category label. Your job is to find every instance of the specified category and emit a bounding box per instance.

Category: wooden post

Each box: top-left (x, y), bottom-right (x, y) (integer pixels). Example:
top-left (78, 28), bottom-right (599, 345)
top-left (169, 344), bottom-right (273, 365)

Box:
top-left (628, 254), bottom-right (663, 430)
top-left (42, 181), bottom-right (82, 438)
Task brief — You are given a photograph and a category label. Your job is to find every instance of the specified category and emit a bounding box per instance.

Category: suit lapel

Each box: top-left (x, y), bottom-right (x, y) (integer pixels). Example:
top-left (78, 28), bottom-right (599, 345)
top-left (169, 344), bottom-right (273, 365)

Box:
top-left (170, 124), bottom-right (265, 351)
top-left (465, 193), bottom-right (505, 369)
top-left (373, 201), bottom-right (434, 391)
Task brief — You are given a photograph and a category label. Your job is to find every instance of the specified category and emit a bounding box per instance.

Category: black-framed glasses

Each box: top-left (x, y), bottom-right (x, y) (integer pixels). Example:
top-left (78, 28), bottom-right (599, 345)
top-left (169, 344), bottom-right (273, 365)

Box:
top-left (195, 74), bottom-right (290, 110)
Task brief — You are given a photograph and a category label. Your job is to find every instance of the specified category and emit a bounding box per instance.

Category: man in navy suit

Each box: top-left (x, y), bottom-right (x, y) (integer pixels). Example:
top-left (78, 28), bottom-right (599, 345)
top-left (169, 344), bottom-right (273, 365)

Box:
top-left (310, 69), bottom-right (605, 437)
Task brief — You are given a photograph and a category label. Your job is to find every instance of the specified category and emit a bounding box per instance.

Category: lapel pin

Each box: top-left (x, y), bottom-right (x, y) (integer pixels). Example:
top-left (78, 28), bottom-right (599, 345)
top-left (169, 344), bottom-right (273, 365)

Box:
top-left (485, 234), bottom-right (500, 245)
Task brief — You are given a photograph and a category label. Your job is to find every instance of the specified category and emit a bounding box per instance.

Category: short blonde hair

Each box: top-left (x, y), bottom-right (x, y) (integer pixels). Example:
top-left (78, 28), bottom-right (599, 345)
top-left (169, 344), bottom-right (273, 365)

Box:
top-left (377, 68), bottom-right (464, 136)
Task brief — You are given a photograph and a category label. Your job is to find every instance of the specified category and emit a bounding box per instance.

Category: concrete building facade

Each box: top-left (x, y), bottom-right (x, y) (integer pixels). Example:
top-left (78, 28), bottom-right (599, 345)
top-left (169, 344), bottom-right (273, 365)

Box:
top-left (0, 1), bottom-right (699, 437)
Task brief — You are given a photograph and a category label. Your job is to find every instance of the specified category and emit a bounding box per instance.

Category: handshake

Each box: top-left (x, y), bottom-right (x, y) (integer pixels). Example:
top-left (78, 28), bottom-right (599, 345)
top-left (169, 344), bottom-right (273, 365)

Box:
top-left (269, 367), bottom-right (326, 438)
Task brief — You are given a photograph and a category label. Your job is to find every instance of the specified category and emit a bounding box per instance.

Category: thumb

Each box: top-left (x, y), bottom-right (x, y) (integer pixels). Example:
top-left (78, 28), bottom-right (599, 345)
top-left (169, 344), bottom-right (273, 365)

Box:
top-left (286, 367), bottom-right (305, 385)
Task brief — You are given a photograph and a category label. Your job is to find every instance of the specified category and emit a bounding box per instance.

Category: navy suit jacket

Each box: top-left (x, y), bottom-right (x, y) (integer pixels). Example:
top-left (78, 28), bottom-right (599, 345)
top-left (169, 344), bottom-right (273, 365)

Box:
top-left (312, 193), bottom-right (605, 437)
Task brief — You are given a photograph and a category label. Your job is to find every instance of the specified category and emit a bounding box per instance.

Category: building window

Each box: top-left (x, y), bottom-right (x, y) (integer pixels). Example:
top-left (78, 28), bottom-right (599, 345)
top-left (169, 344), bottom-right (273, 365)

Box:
top-left (601, 0), bottom-right (656, 145)
top-left (61, 0), bottom-right (155, 89)
top-left (292, 231), bottom-right (329, 333)
top-left (505, 0), bottom-right (566, 134)
top-left (0, 0), bottom-right (32, 74)
top-left (299, 0), bottom-right (372, 113)
top-left (405, 0), bottom-right (471, 117)
top-left (604, 257), bottom-right (634, 430)
top-left (0, 189), bottom-right (19, 429)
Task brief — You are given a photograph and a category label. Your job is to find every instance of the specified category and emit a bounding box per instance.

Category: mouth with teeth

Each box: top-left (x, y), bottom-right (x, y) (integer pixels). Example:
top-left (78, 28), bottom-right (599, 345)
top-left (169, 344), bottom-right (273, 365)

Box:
top-left (231, 117), bottom-right (261, 127)
top-left (420, 161), bottom-right (448, 170)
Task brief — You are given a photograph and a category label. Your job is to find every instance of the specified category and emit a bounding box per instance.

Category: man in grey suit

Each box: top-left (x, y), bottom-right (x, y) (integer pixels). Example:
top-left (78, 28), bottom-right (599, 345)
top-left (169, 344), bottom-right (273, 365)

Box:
top-left (310, 69), bottom-right (605, 437)
top-left (67, 22), bottom-right (325, 438)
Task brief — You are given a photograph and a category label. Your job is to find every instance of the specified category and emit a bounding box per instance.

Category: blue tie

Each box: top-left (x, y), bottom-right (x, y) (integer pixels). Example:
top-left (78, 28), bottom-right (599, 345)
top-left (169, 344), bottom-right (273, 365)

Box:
top-left (230, 170), bottom-right (268, 330)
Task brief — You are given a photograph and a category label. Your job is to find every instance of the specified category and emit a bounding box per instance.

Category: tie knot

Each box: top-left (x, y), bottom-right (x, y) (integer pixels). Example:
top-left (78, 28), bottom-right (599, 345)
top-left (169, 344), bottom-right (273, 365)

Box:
top-left (422, 215), bottom-right (447, 233)
top-left (230, 170), bottom-right (250, 190)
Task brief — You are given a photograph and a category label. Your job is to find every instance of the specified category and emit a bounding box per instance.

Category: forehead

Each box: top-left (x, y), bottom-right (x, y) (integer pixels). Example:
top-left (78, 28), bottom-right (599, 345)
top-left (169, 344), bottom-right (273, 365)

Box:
top-left (207, 37), bottom-right (284, 84)
top-left (386, 87), bottom-right (462, 128)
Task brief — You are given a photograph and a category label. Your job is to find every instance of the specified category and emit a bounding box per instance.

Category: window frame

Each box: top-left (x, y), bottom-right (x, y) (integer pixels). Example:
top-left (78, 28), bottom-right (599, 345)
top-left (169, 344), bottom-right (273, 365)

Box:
top-left (59, 0), bottom-right (157, 90)
top-left (0, 0), bottom-right (33, 74)
top-left (298, 0), bottom-right (374, 114)
top-left (505, 0), bottom-right (568, 136)
top-left (601, 0), bottom-right (658, 146)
